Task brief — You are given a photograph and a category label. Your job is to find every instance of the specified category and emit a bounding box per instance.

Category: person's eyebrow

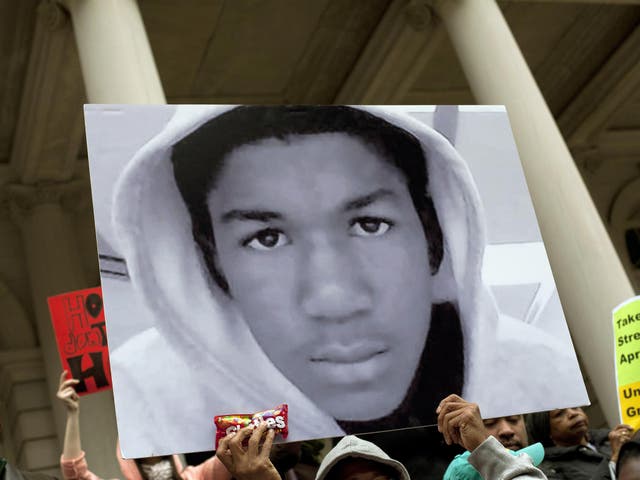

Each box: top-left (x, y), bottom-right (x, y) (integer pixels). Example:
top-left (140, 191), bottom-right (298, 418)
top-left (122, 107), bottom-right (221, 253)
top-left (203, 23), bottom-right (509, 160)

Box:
top-left (220, 209), bottom-right (283, 223)
top-left (343, 188), bottom-right (396, 212)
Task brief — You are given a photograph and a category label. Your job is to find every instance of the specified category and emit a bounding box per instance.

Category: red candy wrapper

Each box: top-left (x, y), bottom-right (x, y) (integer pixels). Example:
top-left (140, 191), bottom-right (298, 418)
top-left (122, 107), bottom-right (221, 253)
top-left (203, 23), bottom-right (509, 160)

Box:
top-left (214, 404), bottom-right (288, 449)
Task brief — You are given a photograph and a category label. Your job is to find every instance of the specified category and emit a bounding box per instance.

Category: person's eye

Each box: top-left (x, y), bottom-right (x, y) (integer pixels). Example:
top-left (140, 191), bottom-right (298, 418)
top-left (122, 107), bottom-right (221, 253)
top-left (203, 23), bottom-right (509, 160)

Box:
top-left (242, 228), bottom-right (290, 251)
top-left (349, 217), bottom-right (393, 237)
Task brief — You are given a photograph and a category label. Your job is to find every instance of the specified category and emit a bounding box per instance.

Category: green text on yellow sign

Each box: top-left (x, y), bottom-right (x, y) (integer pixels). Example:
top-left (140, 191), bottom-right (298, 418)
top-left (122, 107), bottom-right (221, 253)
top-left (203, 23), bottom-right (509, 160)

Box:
top-left (614, 296), bottom-right (640, 430)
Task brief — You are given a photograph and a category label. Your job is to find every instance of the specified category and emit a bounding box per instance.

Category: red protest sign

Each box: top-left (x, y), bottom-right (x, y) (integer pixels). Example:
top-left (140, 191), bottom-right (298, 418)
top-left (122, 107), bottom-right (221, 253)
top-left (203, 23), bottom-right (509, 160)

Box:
top-left (48, 287), bottom-right (112, 395)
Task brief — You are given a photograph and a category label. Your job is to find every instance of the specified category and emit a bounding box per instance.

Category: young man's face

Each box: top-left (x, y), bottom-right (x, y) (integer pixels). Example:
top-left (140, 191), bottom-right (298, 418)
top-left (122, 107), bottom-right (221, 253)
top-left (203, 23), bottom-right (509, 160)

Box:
top-left (208, 132), bottom-right (432, 421)
top-left (483, 415), bottom-right (528, 450)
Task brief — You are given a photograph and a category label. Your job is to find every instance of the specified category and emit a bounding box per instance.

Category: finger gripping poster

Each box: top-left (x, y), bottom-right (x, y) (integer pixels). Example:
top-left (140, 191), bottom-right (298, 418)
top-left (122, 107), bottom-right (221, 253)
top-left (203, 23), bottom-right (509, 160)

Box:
top-left (48, 286), bottom-right (112, 395)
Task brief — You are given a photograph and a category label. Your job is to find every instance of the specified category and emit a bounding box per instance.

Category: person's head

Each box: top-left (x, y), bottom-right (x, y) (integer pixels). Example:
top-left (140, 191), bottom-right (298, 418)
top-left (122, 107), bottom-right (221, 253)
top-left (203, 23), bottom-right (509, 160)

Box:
top-left (617, 441), bottom-right (640, 480)
top-left (172, 106), bottom-right (446, 421)
top-left (526, 407), bottom-right (589, 448)
top-left (327, 458), bottom-right (400, 480)
top-left (270, 442), bottom-right (302, 476)
top-left (483, 415), bottom-right (528, 450)
top-left (135, 457), bottom-right (176, 480)
top-left (316, 435), bottom-right (410, 480)
top-left (117, 442), bottom-right (177, 480)
top-left (548, 407), bottom-right (589, 447)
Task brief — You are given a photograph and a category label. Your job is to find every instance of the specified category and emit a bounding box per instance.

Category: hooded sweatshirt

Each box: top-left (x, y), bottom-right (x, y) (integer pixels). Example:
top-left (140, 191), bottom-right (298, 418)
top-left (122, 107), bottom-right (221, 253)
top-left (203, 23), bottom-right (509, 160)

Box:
top-left (101, 105), bottom-right (586, 457)
top-left (315, 435), bottom-right (410, 480)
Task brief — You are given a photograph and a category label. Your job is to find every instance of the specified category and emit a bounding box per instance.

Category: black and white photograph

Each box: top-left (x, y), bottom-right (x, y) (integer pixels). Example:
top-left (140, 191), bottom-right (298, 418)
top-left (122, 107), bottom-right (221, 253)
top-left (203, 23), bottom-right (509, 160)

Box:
top-left (84, 104), bottom-right (588, 458)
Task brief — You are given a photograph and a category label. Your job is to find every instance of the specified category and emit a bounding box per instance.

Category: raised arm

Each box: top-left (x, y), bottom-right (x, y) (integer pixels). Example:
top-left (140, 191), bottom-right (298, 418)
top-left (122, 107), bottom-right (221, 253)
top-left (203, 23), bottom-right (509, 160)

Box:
top-left (57, 371), bottom-right (82, 460)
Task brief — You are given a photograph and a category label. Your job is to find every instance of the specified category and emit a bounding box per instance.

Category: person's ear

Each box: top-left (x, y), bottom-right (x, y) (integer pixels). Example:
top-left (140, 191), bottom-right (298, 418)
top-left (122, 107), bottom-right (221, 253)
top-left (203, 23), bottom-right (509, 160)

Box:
top-left (431, 253), bottom-right (457, 303)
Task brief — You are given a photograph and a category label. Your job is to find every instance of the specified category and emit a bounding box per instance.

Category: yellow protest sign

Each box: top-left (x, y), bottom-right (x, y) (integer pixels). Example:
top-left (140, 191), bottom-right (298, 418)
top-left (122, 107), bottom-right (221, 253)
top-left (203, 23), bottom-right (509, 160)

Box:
top-left (614, 295), bottom-right (640, 430)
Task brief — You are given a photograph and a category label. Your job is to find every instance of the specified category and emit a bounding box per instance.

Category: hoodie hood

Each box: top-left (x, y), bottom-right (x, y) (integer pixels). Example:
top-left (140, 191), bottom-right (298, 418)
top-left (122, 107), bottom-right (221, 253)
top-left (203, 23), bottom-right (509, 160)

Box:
top-left (315, 435), bottom-right (410, 480)
top-left (108, 105), bottom-right (585, 454)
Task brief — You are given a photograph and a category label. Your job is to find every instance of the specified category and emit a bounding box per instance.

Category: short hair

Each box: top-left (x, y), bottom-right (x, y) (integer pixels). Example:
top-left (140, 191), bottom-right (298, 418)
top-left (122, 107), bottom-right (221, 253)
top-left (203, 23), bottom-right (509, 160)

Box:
top-left (617, 440), bottom-right (640, 478)
top-left (525, 411), bottom-right (553, 447)
top-left (172, 106), bottom-right (444, 293)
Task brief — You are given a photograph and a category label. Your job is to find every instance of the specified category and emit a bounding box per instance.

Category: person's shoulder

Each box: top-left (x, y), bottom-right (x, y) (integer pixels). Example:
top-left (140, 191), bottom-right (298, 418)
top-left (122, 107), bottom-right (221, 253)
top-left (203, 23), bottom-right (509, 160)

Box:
top-left (110, 327), bottom-right (196, 383)
top-left (475, 315), bottom-right (584, 411)
top-left (536, 458), bottom-right (569, 480)
top-left (110, 327), bottom-right (209, 457)
top-left (111, 328), bottom-right (170, 363)
top-left (443, 451), bottom-right (481, 480)
top-left (496, 315), bottom-right (567, 354)
top-left (588, 428), bottom-right (613, 457)
top-left (111, 327), bottom-right (205, 395)
top-left (588, 428), bottom-right (611, 445)
top-left (542, 445), bottom-right (576, 460)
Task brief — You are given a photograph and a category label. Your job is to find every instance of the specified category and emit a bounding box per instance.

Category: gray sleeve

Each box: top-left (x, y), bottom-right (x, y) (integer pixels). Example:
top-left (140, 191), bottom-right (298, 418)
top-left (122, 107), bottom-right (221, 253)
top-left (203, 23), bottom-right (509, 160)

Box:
top-left (468, 436), bottom-right (548, 480)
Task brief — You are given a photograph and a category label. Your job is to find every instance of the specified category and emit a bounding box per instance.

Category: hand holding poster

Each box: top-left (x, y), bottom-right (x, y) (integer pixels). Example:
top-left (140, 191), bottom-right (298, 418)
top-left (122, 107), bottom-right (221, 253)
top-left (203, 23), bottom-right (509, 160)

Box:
top-left (614, 296), bottom-right (640, 430)
top-left (48, 287), bottom-right (112, 395)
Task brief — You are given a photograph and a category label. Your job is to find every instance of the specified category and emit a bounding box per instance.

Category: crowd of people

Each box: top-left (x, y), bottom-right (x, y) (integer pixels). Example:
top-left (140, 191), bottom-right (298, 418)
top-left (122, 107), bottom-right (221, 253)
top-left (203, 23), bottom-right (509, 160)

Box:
top-left (2, 371), bottom-right (635, 480)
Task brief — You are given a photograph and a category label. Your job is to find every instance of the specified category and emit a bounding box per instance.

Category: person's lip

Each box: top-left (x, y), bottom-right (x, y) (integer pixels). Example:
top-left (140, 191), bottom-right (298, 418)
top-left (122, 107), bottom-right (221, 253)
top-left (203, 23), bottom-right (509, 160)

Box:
top-left (570, 419), bottom-right (587, 430)
top-left (310, 342), bottom-right (389, 364)
top-left (502, 441), bottom-right (523, 450)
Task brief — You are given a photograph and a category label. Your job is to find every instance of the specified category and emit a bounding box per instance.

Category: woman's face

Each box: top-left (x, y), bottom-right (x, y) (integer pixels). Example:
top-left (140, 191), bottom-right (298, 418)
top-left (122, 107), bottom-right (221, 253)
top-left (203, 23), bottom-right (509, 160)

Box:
top-left (208, 132), bottom-right (432, 421)
top-left (549, 407), bottom-right (589, 446)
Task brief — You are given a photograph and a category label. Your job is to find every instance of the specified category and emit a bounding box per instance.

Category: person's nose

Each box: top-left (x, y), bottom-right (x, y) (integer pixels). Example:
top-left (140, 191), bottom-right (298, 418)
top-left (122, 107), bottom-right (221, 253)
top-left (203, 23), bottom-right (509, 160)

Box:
top-left (299, 237), bottom-right (373, 321)
top-left (567, 408), bottom-right (581, 419)
top-left (496, 419), bottom-right (515, 439)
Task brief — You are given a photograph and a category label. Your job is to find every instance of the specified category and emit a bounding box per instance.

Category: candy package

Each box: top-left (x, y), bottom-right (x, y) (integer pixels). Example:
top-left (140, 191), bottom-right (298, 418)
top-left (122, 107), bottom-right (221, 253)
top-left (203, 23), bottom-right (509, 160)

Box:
top-left (214, 404), bottom-right (288, 448)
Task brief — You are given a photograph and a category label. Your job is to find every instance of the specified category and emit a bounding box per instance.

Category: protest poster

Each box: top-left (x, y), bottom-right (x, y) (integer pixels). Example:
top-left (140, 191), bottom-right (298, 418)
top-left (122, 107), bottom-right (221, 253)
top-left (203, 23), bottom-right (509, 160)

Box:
top-left (48, 286), bottom-right (112, 395)
top-left (614, 295), bottom-right (640, 430)
top-left (84, 105), bottom-right (588, 457)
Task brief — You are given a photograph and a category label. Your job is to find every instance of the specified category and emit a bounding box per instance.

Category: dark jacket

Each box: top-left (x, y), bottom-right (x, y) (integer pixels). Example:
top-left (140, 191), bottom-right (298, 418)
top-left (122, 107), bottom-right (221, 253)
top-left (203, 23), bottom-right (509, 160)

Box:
top-left (538, 429), bottom-right (613, 480)
top-left (0, 459), bottom-right (59, 480)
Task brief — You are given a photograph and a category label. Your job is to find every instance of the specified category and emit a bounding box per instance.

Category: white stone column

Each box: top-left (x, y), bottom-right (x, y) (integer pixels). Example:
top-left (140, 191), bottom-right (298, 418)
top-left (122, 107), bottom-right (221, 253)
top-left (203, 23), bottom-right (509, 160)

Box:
top-left (0, 349), bottom-right (59, 475)
top-left (8, 182), bottom-right (87, 437)
top-left (0, 280), bottom-right (37, 350)
top-left (61, 0), bottom-right (166, 103)
top-left (431, 0), bottom-right (635, 427)
top-left (55, 0), bottom-right (165, 471)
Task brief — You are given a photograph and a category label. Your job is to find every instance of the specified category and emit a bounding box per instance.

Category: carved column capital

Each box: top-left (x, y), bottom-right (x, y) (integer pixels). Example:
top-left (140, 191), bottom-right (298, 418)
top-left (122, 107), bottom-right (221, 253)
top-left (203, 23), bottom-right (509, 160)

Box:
top-left (10, 0), bottom-right (83, 185)
top-left (37, 0), bottom-right (69, 31)
top-left (0, 350), bottom-right (54, 469)
top-left (420, 0), bottom-right (447, 16)
top-left (571, 144), bottom-right (603, 175)
top-left (336, 0), bottom-right (442, 103)
top-left (404, 0), bottom-right (434, 31)
top-left (6, 180), bottom-right (90, 223)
